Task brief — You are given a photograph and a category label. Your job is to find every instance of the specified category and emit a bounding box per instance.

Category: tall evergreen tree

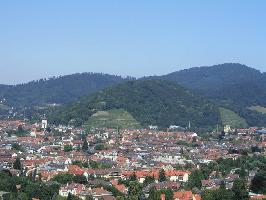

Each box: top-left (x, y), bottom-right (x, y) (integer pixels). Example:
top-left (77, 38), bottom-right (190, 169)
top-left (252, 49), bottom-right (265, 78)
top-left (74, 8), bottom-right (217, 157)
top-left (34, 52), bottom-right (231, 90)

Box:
top-left (67, 193), bottom-right (72, 200)
top-left (129, 172), bottom-right (137, 182)
top-left (159, 169), bottom-right (166, 182)
top-left (82, 138), bottom-right (88, 152)
top-left (13, 157), bottom-right (22, 170)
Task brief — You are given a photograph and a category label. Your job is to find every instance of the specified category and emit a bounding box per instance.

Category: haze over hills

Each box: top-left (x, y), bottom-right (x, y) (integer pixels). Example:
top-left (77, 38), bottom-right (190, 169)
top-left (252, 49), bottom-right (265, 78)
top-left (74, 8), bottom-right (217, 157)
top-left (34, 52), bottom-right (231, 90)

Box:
top-left (0, 63), bottom-right (266, 128)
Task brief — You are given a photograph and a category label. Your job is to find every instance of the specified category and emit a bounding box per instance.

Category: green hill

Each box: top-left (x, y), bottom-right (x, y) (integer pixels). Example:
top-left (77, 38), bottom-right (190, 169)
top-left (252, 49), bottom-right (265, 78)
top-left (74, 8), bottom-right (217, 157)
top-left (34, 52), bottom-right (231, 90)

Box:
top-left (148, 63), bottom-right (266, 127)
top-left (0, 73), bottom-right (129, 108)
top-left (0, 63), bottom-right (266, 126)
top-left (51, 80), bottom-right (221, 129)
top-left (158, 63), bottom-right (263, 97)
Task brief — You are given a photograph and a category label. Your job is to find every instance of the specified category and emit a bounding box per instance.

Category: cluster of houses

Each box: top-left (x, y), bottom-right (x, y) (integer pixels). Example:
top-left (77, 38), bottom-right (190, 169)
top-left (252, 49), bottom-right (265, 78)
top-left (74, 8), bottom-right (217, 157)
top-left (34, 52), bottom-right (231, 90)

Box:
top-left (0, 120), bottom-right (265, 199)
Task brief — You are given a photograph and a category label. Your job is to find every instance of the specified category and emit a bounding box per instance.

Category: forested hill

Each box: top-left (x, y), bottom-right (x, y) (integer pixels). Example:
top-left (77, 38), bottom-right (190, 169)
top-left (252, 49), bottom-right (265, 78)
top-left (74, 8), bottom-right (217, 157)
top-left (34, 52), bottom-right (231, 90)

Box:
top-left (160, 63), bottom-right (262, 91)
top-left (150, 63), bottom-right (266, 127)
top-left (1, 63), bottom-right (265, 109)
top-left (51, 80), bottom-right (221, 129)
top-left (1, 63), bottom-right (266, 127)
top-left (0, 73), bottom-right (130, 108)
top-left (154, 63), bottom-right (266, 107)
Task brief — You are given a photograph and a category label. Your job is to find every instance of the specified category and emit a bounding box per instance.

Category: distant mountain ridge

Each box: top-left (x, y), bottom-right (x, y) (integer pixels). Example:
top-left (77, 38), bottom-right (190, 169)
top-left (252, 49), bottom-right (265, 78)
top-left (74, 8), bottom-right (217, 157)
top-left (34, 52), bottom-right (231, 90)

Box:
top-left (149, 63), bottom-right (265, 100)
top-left (1, 63), bottom-right (264, 108)
top-left (1, 63), bottom-right (266, 127)
top-left (161, 63), bottom-right (262, 90)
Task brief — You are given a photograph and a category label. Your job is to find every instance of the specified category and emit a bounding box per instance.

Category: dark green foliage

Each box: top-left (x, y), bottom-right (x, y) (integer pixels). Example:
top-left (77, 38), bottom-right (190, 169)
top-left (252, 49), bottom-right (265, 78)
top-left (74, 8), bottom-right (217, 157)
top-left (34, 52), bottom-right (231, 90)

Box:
top-left (89, 160), bottom-right (99, 169)
top-left (17, 125), bottom-right (28, 136)
top-left (231, 179), bottom-right (249, 200)
top-left (250, 170), bottom-right (266, 194)
top-left (88, 160), bottom-right (111, 169)
top-left (160, 188), bottom-right (174, 200)
top-left (13, 157), bottom-right (22, 170)
top-left (7, 125), bottom-right (29, 137)
top-left (0, 171), bottom-right (17, 192)
top-left (64, 145), bottom-right (73, 152)
top-left (52, 173), bottom-right (74, 184)
top-left (200, 155), bottom-right (266, 179)
top-left (176, 140), bottom-right (191, 146)
top-left (67, 193), bottom-right (81, 200)
top-left (116, 196), bottom-right (125, 200)
top-left (54, 80), bottom-right (221, 129)
top-left (73, 175), bottom-right (87, 184)
top-left (186, 170), bottom-right (204, 189)
top-left (159, 169), bottom-right (166, 182)
top-left (82, 138), bottom-right (88, 152)
top-left (128, 181), bottom-right (142, 198)
top-left (52, 173), bottom-right (89, 185)
top-left (157, 63), bottom-right (261, 93)
top-left (103, 185), bottom-right (125, 197)
top-left (143, 176), bottom-right (155, 187)
top-left (203, 187), bottom-right (234, 200)
top-left (85, 196), bottom-right (94, 200)
top-left (72, 161), bottom-right (89, 168)
top-left (151, 63), bottom-right (266, 127)
top-left (52, 173), bottom-right (88, 185)
top-left (148, 186), bottom-right (160, 200)
top-left (11, 143), bottom-right (24, 151)
top-left (235, 167), bottom-right (247, 179)
top-left (202, 179), bottom-right (249, 200)
top-left (129, 172), bottom-right (137, 182)
top-left (71, 161), bottom-right (83, 168)
top-left (94, 144), bottom-right (106, 151)
top-left (0, 73), bottom-right (127, 108)
top-left (0, 171), bottom-right (60, 200)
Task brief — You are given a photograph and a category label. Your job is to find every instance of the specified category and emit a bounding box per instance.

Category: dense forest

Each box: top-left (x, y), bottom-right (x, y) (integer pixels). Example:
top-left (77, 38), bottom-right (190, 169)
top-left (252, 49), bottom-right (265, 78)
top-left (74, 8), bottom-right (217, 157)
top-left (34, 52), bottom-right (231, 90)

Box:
top-left (50, 80), bottom-right (221, 129)
top-left (157, 63), bottom-right (264, 97)
top-left (147, 63), bottom-right (266, 127)
top-left (0, 73), bottom-right (130, 107)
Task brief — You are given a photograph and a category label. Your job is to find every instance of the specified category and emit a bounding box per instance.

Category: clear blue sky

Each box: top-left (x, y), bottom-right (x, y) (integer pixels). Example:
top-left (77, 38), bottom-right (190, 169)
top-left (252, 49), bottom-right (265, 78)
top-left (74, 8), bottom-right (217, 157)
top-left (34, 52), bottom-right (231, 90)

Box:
top-left (0, 0), bottom-right (265, 84)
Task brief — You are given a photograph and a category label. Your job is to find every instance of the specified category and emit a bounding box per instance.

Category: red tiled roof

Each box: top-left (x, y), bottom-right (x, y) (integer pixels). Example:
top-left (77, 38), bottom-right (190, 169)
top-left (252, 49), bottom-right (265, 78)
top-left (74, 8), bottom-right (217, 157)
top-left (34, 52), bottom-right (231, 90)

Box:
top-left (173, 191), bottom-right (193, 200)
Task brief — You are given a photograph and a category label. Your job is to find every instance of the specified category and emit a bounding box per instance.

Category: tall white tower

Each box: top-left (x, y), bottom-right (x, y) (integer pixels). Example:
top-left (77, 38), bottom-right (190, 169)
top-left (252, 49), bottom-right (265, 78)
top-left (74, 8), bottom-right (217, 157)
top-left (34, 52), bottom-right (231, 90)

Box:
top-left (41, 119), bottom-right (48, 129)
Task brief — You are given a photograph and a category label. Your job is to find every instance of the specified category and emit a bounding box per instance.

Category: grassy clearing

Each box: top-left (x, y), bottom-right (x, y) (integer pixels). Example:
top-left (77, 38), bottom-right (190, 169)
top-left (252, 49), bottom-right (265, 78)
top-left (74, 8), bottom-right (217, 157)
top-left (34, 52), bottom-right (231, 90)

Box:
top-left (84, 108), bottom-right (141, 129)
top-left (248, 105), bottom-right (266, 114)
top-left (0, 103), bottom-right (10, 110)
top-left (219, 107), bottom-right (247, 128)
